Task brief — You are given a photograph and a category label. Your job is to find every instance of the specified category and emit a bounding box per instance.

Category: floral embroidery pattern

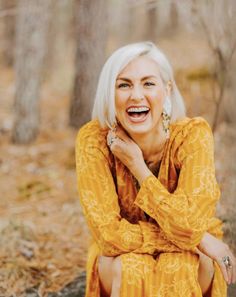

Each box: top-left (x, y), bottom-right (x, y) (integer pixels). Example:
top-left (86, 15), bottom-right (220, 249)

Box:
top-left (75, 117), bottom-right (226, 297)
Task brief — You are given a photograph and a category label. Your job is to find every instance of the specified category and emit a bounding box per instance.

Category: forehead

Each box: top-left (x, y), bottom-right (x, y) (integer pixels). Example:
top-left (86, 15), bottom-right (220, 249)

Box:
top-left (117, 55), bottom-right (161, 78)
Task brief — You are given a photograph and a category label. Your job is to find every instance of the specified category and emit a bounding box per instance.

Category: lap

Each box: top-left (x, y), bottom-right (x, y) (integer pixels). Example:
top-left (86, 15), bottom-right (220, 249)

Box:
top-left (99, 251), bottom-right (203, 297)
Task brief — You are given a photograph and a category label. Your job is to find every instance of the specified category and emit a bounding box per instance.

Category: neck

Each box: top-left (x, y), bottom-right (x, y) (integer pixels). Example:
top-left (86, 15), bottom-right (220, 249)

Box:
top-left (129, 122), bottom-right (167, 163)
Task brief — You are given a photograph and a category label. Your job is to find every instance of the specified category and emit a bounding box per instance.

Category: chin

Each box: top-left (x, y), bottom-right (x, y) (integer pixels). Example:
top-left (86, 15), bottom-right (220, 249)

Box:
top-left (123, 121), bottom-right (154, 136)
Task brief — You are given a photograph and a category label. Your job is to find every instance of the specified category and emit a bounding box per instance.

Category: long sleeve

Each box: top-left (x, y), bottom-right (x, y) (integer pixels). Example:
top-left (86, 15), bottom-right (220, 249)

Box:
top-left (76, 122), bottom-right (181, 257)
top-left (135, 119), bottom-right (220, 251)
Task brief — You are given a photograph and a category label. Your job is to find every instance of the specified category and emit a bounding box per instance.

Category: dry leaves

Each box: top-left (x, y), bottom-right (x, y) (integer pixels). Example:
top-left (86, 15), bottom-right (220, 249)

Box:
top-left (0, 82), bottom-right (89, 296)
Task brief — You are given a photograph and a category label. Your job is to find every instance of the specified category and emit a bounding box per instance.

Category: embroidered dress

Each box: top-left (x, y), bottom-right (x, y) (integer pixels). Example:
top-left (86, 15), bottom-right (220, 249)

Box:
top-left (75, 116), bottom-right (227, 297)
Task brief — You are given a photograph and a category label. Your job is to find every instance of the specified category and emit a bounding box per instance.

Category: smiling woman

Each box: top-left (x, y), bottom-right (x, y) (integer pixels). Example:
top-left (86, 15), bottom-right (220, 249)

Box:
top-left (115, 56), bottom-right (166, 136)
top-left (75, 42), bottom-right (236, 297)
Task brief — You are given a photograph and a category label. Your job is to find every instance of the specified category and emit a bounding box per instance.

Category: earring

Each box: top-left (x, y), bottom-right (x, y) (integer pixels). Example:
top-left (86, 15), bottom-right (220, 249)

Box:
top-left (162, 96), bottom-right (172, 139)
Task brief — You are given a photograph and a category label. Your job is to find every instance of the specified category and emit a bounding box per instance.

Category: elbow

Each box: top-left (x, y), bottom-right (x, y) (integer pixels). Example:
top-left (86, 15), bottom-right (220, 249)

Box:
top-left (169, 226), bottom-right (204, 251)
top-left (97, 233), bottom-right (123, 257)
top-left (187, 230), bottom-right (204, 250)
top-left (98, 239), bottom-right (123, 257)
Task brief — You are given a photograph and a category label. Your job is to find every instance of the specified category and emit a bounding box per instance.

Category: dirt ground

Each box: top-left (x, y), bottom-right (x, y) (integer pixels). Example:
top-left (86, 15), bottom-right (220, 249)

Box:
top-left (0, 70), bottom-right (89, 296)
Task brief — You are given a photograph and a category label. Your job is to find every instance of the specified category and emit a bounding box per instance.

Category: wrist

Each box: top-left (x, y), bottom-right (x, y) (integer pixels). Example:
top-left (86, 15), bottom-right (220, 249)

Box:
top-left (198, 232), bottom-right (209, 251)
top-left (130, 160), bottom-right (153, 185)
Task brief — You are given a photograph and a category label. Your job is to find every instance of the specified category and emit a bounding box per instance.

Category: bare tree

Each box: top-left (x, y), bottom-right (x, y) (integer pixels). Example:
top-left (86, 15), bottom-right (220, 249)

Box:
top-left (0, 0), bottom-right (16, 67)
top-left (192, 0), bottom-right (236, 131)
top-left (169, 1), bottom-right (178, 30)
top-left (12, 0), bottom-right (51, 143)
top-left (146, 0), bottom-right (158, 41)
top-left (69, 0), bottom-right (108, 128)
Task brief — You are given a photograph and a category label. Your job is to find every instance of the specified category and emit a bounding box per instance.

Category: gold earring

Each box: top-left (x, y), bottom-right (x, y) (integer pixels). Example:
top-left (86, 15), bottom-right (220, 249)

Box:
top-left (162, 96), bottom-right (172, 139)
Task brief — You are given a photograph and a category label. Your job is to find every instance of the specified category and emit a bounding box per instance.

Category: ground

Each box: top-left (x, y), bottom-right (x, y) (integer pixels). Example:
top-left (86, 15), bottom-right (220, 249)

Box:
top-left (0, 70), bottom-right (89, 296)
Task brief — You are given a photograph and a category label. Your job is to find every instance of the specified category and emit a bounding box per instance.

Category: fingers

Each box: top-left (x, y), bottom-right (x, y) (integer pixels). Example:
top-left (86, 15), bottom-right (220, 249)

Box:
top-left (216, 257), bottom-right (229, 284)
top-left (107, 124), bottom-right (134, 149)
top-left (228, 251), bottom-right (236, 284)
top-left (216, 247), bottom-right (236, 285)
top-left (107, 129), bottom-right (126, 151)
top-left (224, 249), bottom-right (236, 285)
top-left (233, 255), bottom-right (236, 283)
top-left (107, 130), bottom-right (117, 147)
top-left (113, 125), bottom-right (132, 143)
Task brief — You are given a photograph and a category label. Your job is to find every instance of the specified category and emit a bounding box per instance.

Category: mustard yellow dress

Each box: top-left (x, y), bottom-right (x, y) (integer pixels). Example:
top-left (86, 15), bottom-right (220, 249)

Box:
top-left (75, 116), bottom-right (227, 297)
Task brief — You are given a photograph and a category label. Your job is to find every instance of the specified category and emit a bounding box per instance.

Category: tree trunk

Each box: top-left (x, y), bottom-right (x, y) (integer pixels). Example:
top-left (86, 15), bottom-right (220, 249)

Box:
top-left (146, 0), bottom-right (158, 41)
top-left (69, 0), bottom-right (108, 128)
top-left (170, 1), bottom-right (178, 30)
top-left (0, 0), bottom-right (16, 67)
top-left (12, 0), bottom-right (50, 144)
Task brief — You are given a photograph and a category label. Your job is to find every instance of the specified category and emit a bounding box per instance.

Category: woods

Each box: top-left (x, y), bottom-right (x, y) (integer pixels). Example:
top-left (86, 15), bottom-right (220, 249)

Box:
top-left (0, 0), bottom-right (236, 296)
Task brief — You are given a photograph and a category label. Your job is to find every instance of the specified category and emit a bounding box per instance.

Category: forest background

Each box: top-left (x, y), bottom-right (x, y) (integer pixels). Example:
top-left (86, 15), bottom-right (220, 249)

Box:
top-left (0, 0), bottom-right (236, 296)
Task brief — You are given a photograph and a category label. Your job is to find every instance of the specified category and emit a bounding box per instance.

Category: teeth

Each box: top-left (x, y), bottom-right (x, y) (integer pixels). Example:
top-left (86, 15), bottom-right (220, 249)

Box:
top-left (127, 106), bottom-right (150, 113)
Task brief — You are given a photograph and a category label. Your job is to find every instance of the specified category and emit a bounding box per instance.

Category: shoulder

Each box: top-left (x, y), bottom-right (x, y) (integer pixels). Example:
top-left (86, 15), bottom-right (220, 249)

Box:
top-left (171, 116), bottom-right (214, 157)
top-left (171, 116), bottom-right (213, 142)
top-left (171, 116), bottom-right (212, 135)
top-left (76, 120), bottom-right (109, 153)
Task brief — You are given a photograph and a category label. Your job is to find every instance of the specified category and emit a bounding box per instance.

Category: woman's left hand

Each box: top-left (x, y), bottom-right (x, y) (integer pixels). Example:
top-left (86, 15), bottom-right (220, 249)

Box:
top-left (107, 126), bottom-right (151, 184)
top-left (198, 232), bottom-right (236, 285)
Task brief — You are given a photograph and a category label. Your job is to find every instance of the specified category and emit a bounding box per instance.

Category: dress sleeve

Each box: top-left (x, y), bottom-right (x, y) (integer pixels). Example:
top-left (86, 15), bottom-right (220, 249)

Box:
top-left (134, 119), bottom-right (221, 251)
top-left (76, 127), bottom-right (181, 257)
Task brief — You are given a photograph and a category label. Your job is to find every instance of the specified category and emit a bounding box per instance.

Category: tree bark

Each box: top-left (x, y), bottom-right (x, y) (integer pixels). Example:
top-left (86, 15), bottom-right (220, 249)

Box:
top-left (69, 0), bottom-right (108, 128)
top-left (146, 0), bottom-right (158, 41)
top-left (169, 1), bottom-right (178, 30)
top-left (12, 0), bottom-right (50, 144)
top-left (0, 0), bottom-right (16, 67)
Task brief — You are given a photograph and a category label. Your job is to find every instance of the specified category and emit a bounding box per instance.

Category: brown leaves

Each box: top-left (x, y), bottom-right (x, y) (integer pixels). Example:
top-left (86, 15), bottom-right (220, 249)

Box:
top-left (18, 181), bottom-right (51, 200)
top-left (0, 94), bottom-right (89, 296)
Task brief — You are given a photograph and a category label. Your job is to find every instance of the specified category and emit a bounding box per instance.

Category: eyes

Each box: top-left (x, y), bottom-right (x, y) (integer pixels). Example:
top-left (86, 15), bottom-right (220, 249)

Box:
top-left (117, 81), bottom-right (156, 89)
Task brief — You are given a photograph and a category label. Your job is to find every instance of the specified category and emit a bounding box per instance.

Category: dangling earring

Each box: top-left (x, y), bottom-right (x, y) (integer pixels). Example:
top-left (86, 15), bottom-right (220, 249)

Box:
top-left (162, 96), bottom-right (172, 139)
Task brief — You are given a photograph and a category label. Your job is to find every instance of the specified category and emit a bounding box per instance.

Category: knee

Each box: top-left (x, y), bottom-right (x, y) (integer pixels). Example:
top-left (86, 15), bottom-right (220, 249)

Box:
top-left (198, 250), bottom-right (214, 279)
top-left (97, 255), bottom-right (122, 281)
top-left (98, 255), bottom-right (114, 275)
top-left (98, 256), bottom-right (115, 296)
top-left (112, 256), bottom-right (122, 280)
top-left (111, 256), bottom-right (122, 294)
top-left (198, 252), bottom-right (214, 295)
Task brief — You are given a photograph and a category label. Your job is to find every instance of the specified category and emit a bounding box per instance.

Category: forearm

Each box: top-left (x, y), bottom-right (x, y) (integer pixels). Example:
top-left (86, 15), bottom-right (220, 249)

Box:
top-left (129, 158), bottom-right (152, 185)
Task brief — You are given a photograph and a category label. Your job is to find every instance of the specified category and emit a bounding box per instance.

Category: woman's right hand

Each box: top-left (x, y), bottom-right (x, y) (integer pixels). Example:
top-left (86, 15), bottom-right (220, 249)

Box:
top-left (198, 232), bottom-right (236, 285)
top-left (107, 126), bottom-right (152, 184)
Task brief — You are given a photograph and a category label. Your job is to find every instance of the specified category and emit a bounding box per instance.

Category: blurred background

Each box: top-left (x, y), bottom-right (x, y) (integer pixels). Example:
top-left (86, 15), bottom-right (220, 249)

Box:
top-left (0, 0), bottom-right (235, 296)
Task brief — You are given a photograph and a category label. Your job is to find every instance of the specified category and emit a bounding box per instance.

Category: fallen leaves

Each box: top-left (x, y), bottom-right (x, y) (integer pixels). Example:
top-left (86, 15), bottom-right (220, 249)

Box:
top-left (0, 92), bottom-right (89, 296)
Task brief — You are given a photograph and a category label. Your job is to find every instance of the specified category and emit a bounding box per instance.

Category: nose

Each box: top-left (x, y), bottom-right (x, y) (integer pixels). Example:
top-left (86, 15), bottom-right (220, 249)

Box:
top-left (130, 85), bottom-right (144, 101)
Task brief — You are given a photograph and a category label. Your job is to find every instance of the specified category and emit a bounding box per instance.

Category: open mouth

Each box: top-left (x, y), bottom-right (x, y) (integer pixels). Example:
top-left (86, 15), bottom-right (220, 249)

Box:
top-left (126, 106), bottom-right (150, 122)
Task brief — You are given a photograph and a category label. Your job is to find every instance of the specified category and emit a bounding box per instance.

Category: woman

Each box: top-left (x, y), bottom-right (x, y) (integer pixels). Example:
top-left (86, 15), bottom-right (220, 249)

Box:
top-left (75, 42), bottom-right (235, 297)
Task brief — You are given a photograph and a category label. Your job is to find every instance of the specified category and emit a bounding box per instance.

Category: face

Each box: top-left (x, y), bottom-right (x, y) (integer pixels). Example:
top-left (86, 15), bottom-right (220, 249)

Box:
top-left (115, 55), bottom-right (167, 136)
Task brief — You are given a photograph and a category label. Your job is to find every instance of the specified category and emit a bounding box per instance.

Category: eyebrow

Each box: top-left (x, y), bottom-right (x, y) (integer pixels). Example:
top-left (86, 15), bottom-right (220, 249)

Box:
top-left (116, 75), bottom-right (157, 82)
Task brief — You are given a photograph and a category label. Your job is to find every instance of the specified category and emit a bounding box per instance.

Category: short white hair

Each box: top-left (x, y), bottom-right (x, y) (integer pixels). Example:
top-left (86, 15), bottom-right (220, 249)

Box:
top-left (92, 41), bottom-right (186, 128)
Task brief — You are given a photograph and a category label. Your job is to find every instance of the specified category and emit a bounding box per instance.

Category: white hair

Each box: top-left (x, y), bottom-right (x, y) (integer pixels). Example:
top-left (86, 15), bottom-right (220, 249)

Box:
top-left (92, 41), bottom-right (186, 128)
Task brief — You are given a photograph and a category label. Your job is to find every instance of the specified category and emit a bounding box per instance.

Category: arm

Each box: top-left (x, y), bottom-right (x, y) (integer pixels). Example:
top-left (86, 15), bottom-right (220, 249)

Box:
top-left (76, 127), bottom-right (181, 257)
top-left (134, 119), bottom-right (220, 250)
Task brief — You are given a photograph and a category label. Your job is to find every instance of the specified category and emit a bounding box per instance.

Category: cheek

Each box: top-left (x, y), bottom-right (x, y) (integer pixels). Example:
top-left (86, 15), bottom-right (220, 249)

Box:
top-left (150, 88), bottom-right (165, 107)
top-left (115, 92), bottom-right (127, 112)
